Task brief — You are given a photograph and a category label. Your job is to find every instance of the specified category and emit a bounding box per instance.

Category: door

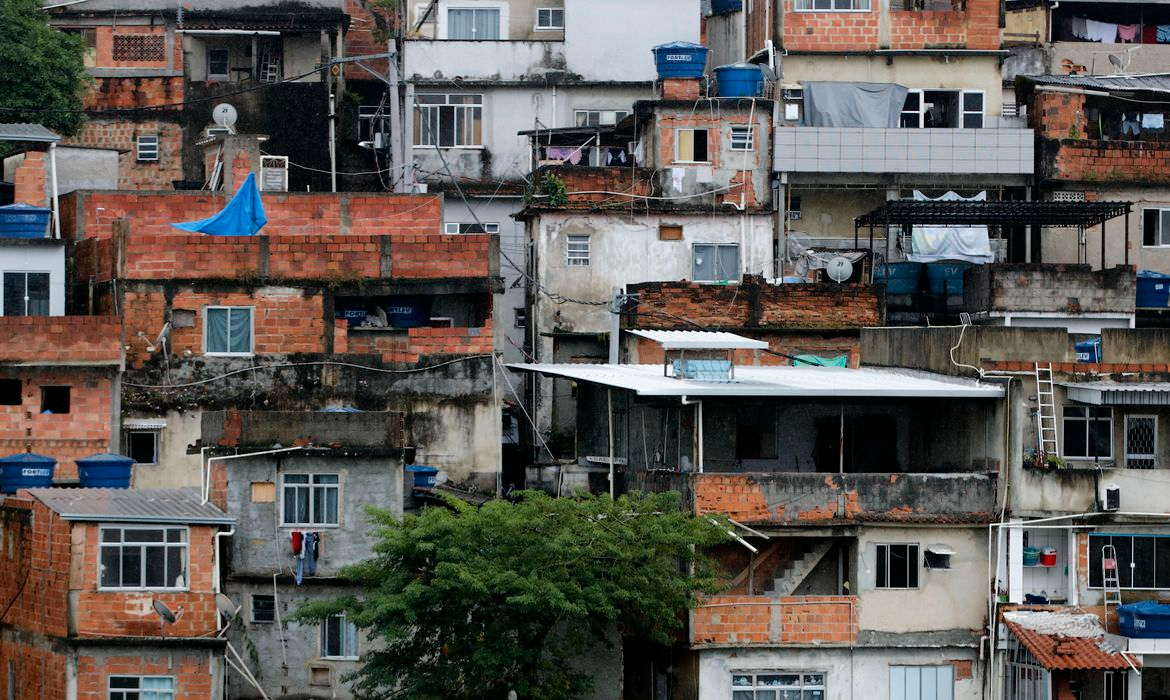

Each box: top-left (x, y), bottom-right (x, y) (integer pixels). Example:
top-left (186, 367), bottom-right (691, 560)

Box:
top-left (1125, 415), bottom-right (1157, 469)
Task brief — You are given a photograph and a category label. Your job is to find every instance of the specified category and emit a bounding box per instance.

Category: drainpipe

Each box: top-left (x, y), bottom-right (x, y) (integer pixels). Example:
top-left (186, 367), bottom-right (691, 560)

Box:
top-left (213, 526), bottom-right (235, 627)
top-left (49, 142), bottom-right (61, 239)
top-left (681, 396), bottom-right (703, 473)
top-left (203, 446), bottom-right (306, 505)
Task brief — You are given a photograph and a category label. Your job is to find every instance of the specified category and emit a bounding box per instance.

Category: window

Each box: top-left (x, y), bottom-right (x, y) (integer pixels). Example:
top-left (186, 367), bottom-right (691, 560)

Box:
top-left (1089, 534), bottom-right (1170, 589)
top-left (447, 8), bottom-right (500, 39)
top-left (414, 94), bottom-right (483, 148)
top-left (901, 90), bottom-right (983, 128)
top-left (251, 594), bottom-right (276, 623)
top-left (358, 105), bottom-right (391, 144)
top-left (675, 128), bottom-right (710, 163)
top-left (1144, 208), bottom-right (1170, 247)
top-left (204, 306), bottom-right (253, 355)
top-left (0, 379), bottom-right (19, 406)
top-left (575, 110), bottom-right (629, 127)
top-left (794, 0), bottom-right (870, 10)
top-left (108, 676), bottom-right (175, 700)
top-left (444, 222), bottom-right (499, 234)
top-left (730, 125), bottom-right (755, 151)
top-left (207, 48), bottom-right (229, 79)
top-left (321, 613), bottom-right (360, 659)
top-left (789, 196), bottom-right (802, 220)
top-left (1053, 191), bottom-right (1086, 203)
top-left (736, 406), bottom-right (778, 460)
top-left (536, 7), bottom-right (564, 29)
top-left (136, 135), bottom-right (159, 163)
top-left (961, 91), bottom-right (985, 128)
top-left (1062, 406), bottom-right (1112, 459)
top-left (40, 386), bottom-right (69, 414)
top-left (890, 666), bottom-right (954, 700)
top-left (1125, 415), bottom-right (1157, 469)
top-left (876, 543), bottom-right (919, 589)
top-left (692, 243), bottom-right (739, 282)
top-left (923, 546), bottom-right (954, 570)
top-left (126, 430), bottom-right (159, 465)
top-left (99, 526), bottom-right (188, 590)
top-left (282, 474), bottom-right (340, 526)
top-left (63, 28), bottom-right (97, 67)
top-left (731, 672), bottom-right (825, 699)
top-left (514, 307), bottom-right (527, 328)
top-left (2, 272), bottom-right (50, 316)
top-left (112, 34), bottom-right (165, 62)
top-left (566, 234), bottom-right (590, 266)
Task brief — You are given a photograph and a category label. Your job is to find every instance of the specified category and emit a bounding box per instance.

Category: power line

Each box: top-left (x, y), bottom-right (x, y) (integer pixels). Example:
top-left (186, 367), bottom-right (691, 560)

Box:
top-left (121, 356), bottom-right (492, 390)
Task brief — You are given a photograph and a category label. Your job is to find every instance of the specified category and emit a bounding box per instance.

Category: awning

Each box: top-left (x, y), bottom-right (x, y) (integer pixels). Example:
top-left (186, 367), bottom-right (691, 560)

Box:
top-left (926, 544), bottom-right (956, 555)
top-left (1062, 382), bottom-right (1170, 406)
top-left (629, 329), bottom-right (769, 351)
top-left (123, 418), bottom-right (167, 430)
top-left (855, 200), bottom-right (1131, 229)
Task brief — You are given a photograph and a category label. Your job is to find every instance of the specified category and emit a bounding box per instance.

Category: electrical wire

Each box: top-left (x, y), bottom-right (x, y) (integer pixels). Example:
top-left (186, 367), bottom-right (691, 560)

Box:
top-left (121, 356), bottom-right (492, 390)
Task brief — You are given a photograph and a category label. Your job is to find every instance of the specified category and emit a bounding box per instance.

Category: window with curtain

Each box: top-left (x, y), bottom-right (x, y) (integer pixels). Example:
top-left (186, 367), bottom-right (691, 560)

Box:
top-left (204, 306), bottom-right (253, 355)
top-left (2, 272), bottom-right (50, 316)
top-left (282, 473), bottom-right (340, 526)
top-left (447, 8), bottom-right (500, 39)
top-left (321, 613), bottom-right (360, 658)
top-left (675, 128), bottom-right (710, 162)
top-left (109, 676), bottom-right (176, 700)
top-left (414, 94), bottom-right (483, 148)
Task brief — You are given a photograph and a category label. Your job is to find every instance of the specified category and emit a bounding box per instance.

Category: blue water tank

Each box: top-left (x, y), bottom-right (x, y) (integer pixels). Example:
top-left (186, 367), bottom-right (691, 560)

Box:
top-left (925, 262), bottom-right (973, 297)
top-left (715, 63), bottom-right (765, 98)
top-left (652, 42), bottom-right (708, 80)
top-left (711, 0), bottom-right (743, 14)
top-left (405, 465), bottom-right (440, 490)
top-left (76, 453), bottom-right (135, 489)
top-left (1137, 270), bottom-right (1170, 309)
top-left (0, 453), bottom-right (57, 494)
top-left (875, 262), bottom-right (922, 296)
top-left (1074, 337), bottom-right (1102, 363)
top-left (0, 203), bottom-right (51, 238)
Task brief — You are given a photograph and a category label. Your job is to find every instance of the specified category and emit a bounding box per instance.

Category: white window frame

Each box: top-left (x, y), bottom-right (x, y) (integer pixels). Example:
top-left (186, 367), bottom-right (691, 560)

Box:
top-left (1062, 406), bottom-right (1113, 460)
top-left (251, 593), bottom-right (276, 623)
top-left (730, 125), bottom-right (755, 151)
top-left (674, 127), bottom-right (711, 164)
top-left (98, 525), bottom-right (189, 591)
top-left (514, 307), bottom-right (527, 328)
top-left (731, 671), bottom-right (826, 698)
top-left (281, 473), bottom-right (341, 527)
top-left (108, 675), bottom-right (176, 700)
top-left (566, 234), bottom-right (590, 267)
top-left (692, 243), bottom-right (740, 283)
top-left (136, 134), bottom-right (159, 162)
top-left (414, 94), bottom-right (484, 149)
top-left (875, 543), bottom-right (920, 589)
top-left (320, 613), bottom-right (360, 660)
top-left (444, 222), bottom-right (499, 234)
top-left (444, 6), bottom-right (503, 40)
top-left (1143, 207), bottom-right (1170, 247)
top-left (206, 47), bottom-right (229, 80)
top-left (125, 429), bottom-right (160, 465)
top-left (1125, 414), bottom-right (1157, 469)
top-left (890, 665), bottom-right (954, 700)
top-left (900, 89), bottom-right (984, 128)
top-left (1, 271), bottom-right (51, 317)
top-left (203, 306), bottom-right (254, 357)
top-left (574, 109), bottom-right (630, 127)
top-left (535, 7), bottom-right (564, 30)
top-left (794, 0), bottom-right (871, 11)
top-left (961, 90), bottom-right (985, 128)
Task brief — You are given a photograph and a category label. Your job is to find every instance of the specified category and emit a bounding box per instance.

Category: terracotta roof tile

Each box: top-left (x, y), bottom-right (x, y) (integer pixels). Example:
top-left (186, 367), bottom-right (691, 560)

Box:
top-left (1005, 622), bottom-right (1138, 671)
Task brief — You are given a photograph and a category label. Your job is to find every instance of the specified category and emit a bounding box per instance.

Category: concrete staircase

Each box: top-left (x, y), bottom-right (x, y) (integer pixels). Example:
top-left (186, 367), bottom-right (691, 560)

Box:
top-left (765, 541), bottom-right (833, 597)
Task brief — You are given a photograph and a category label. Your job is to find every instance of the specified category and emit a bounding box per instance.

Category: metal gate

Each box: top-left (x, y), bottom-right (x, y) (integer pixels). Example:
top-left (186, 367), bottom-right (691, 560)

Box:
top-left (1125, 415), bottom-right (1157, 469)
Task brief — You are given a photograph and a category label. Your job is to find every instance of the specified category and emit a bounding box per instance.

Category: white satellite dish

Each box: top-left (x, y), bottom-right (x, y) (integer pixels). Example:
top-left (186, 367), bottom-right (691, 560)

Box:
top-left (825, 256), bottom-right (854, 283)
top-left (213, 103), bottom-right (238, 130)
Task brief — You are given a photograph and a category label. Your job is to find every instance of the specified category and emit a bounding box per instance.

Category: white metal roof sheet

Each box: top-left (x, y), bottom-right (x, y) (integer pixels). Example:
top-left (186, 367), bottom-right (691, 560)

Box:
top-left (628, 329), bottom-right (770, 350)
top-left (508, 363), bottom-right (1003, 398)
top-left (24, 487), bottom-right (233, 525)
top-left (0, 123), bottom-right (60, 143)
top-left (1062, 382), bottom-right (1170, 406)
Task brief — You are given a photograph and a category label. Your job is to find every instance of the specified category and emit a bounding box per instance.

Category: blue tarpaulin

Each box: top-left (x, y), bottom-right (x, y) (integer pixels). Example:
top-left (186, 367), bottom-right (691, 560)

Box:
top-left (171, 173), bottom-right (267, 236)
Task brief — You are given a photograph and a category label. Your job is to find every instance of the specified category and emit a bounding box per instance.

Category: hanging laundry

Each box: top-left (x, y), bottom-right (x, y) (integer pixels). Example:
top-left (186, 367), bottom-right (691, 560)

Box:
top-left (671, 167), bottom-right (685, 192)
top-left (605, 148), bottom-right (628, 166)
top-left (1143, 113), bottom-right (1165, 129)
top-left (1157, 25), bottom-right (1170, 43)
top-left (1072, 16), bottom-right (1089, 39)
top-left (1144, 24), bottom-right (1159, 44)
top-left (290, 530), bottom-right (303, 556)
top-left (1122, 112), bottom-right (1141, 137)
top-left (1085, 19), bottom-right (1118, 43)
top-left (304, 532), bottom-right (318, 577)
top-left (1117, 24), bottom-right (1139, 43)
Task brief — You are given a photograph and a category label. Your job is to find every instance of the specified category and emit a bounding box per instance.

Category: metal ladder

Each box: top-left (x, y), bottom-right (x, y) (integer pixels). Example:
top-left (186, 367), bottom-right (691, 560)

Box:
top-left (258, 53), bottom-right (279, 83)
top-left (1035, 363), bottom-right (1060, 460)
top-left (1103, 544), bottom-right (1123, 619)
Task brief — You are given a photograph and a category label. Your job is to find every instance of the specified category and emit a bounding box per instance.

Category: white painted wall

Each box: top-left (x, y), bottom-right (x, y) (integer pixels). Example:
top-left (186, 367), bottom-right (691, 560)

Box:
top-left (698, 646), bottom-right (983, 700)
top-left (128, 409), bottom-right (203, 488)
top-left (563, 0), bottom-right (701, 82)
top-left (0, 242), bottom-right (66, 316)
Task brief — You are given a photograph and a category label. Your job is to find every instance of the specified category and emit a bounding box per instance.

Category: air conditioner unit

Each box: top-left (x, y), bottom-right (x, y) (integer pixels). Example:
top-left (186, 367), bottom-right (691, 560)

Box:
top-left (1099, 483), bottom-right (1120, 512)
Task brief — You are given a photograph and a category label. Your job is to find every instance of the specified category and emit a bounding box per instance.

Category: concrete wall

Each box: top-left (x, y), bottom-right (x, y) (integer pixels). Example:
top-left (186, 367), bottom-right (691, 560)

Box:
top-left (404, 39), bottom-right (566, 81)
top-left (1040, 186), bottom-right (1170, 274)
top-left (963, 264), bottom-right (1135, 316)
top-left (562, 0), bottom-right (700, 82)
top-left (789, 188), bottom-right (885, 239)
top-left (697, 646), bottom-right (981, 700)
top-left (706, 10), bottom-right (744, 69)
top-left (4, 148), bottom-right (120, 196)
top-left (0, 241), bottom-right (65, 316)
top-left (127, 409), bottom-right (203, 488)
top-left (222, 452), bottom-right (402, 577)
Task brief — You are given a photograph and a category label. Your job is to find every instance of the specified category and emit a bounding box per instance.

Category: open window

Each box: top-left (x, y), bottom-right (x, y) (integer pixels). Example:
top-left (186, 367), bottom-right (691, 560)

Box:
top-left (924, 544), bottom-right (954, 570)
top-left (40, 386), bottom-right (69, 414)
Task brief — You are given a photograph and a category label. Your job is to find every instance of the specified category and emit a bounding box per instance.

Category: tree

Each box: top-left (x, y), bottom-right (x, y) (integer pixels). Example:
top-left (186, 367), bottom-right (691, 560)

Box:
top-left (0, 0), bottom-right (88, 136)
top-left (296, 491), bottom-right (731, 700)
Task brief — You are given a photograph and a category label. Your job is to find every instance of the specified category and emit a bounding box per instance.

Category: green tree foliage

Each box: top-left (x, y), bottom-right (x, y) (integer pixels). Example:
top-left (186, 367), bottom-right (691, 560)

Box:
top-left (0, 0), bottom-right (88, 136)
top-left (296, 491), bottom-right (730, 700)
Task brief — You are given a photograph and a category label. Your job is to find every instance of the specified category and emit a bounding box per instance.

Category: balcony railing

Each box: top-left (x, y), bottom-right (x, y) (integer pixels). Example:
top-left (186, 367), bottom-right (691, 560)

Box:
top-left (691, 595), bottom-right (858, 646)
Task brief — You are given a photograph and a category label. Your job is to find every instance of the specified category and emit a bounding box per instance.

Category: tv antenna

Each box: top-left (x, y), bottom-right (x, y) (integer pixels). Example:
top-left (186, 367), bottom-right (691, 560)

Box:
top-left (825, 256), bottom-right (854, 284)
top-left (152, 599), bottom-right (179, 638)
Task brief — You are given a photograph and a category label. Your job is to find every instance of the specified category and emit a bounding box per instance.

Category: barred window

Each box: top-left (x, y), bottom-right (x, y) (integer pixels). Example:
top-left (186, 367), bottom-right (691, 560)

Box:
top-left (113, 35), bottom-right (165, 62)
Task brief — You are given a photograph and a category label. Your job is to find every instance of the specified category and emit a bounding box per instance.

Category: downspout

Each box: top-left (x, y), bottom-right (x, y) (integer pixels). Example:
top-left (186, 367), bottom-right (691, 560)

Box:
top-left (49, 143), bottom-right (61, 239)
top-left (213, 526), bottom-right (235, 627)
top-left (203, 446), bottom-right (307, 504)
top-left (681, 396), bottom-right (703, 473)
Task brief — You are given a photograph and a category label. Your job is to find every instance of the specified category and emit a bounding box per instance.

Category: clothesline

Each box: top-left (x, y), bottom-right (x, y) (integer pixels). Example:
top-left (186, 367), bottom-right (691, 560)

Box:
top-left (1068, 16), bottom-right (1170, 44)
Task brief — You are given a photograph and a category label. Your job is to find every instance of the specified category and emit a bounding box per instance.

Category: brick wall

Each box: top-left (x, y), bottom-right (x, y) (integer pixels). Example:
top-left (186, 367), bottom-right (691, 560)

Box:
top-left (348, 323), bottom-right (496, 362)
top-left (694, 474), bottom-right (775, 522)
top-left (662, 78), bottom-right (701, 101)
top-left (781, 0), bottom-right (999, 52)
top-left (92, 25), bottom-right (179, 70)
top-left (0, 498), bottom-right (71, 637)
top-left (76, 650), bottom-right (214, 700)
top-left (1030, 91), bottom-right (1085, 140)
top-left (0, 638), bottom-right (66, 700)
top-left (64, 117), bottom-right (184, 190)
top-left (0, 316), bottom-right (123, 364)
top-left (1047, 138), bottom-right (1170, 184)
top-left (691, 595), bottom-right (858, 645)
top-left (344, 0), bottom-right (394, 79)
top-left (13, 151), bottom-right (47, 207)
top-left (538, 166), bottom-right (654, 205)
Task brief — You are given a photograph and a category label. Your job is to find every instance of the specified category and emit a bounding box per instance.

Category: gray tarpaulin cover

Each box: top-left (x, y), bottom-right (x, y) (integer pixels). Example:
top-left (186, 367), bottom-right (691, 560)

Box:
top-left (802, 82), bottom-right (909, 128)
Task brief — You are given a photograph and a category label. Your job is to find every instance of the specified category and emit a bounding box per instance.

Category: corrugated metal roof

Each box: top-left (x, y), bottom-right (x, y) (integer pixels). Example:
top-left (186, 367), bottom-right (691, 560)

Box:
top-left (1024, 73), bottom-right (1170, 95)
top-left (507, 363), bottom-right (1004, 398)
top-left (0, 123), bottom-right (60, 143)
top-left (628, 330), bottom-right (770, 350)
top-left (1061, 382), bottom-right (1170, 406)
top-left (25, 487), bottom-right (233, 525)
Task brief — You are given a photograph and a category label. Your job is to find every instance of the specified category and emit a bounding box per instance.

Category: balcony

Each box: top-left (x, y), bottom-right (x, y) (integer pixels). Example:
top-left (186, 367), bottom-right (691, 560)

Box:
top-left (403, 39), bottom-right (566, 82)
top-left (693, 472), bottom-right (997, 525)
top-left (774, 127), bottom-right (1034, 182)
top-left (691, 595), bottom-right (858, 647)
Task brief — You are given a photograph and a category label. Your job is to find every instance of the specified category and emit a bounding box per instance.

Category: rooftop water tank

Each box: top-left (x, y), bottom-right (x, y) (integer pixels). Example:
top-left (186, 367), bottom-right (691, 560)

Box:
top-left (652, 42), bottom-right (708, 80)
top-left (0, 203), bottom-right (51, 238)
top-left (715, 63), bottom-right (765, 98)
top-left (711, 0), bottom-right (743, 14)
top-left (77, 453), bottom-right (135, 489)
top-left (0, 453), bottom-right (56, 494)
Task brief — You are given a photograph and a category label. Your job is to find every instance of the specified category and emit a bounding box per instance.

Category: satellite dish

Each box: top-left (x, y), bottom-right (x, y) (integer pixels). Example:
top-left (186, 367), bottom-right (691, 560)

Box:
top-left (212, 103), bottom-right (238, 129)
top-left (1108, 54), bottom-right (1123, 71)
top-left (153, 599), bottom-right (177, 638)
top-left (215, 593), bottom-right (240, 619)
top-left (825, 256), bottom-right (854, 283)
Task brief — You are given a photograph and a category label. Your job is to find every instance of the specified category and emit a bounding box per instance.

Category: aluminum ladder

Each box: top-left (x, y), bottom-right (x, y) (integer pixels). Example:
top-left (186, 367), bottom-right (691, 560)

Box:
top-left (258, 54), bottom-right (279, 83)
top-left (1103, 544), bottom-right (1123, 619)
top-left (1035, 363), bottom-right (1060, 460)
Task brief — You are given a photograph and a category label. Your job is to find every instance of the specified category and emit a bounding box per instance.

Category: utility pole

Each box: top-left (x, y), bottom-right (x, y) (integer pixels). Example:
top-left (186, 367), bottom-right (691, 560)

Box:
top-left (387, 36), bottom-right (406, 193)
top-left (608, 288), bottom-right (623, 364)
